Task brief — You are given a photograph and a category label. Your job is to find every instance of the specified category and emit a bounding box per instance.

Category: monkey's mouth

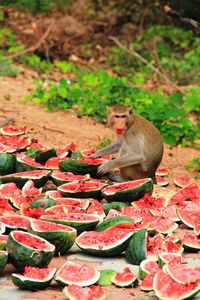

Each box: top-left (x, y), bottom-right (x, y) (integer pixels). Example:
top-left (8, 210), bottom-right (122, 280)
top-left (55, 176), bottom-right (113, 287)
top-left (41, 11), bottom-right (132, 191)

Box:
top-left (116, 129), bottom-right (124, 135)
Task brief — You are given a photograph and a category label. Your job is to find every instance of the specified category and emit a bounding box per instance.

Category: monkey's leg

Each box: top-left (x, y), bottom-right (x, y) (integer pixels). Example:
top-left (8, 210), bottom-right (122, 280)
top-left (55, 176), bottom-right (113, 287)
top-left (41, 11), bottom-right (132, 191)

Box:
top-left (106, 172), bottom-right (124, 182)
top-left (90, 141), bottom-right (122, 158)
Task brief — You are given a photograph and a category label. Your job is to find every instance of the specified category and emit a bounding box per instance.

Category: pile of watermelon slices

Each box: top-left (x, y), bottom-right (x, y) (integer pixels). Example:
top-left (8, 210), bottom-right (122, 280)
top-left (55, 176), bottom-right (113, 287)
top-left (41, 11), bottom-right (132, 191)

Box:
top-left (0, 125), bottom-right (199, 299)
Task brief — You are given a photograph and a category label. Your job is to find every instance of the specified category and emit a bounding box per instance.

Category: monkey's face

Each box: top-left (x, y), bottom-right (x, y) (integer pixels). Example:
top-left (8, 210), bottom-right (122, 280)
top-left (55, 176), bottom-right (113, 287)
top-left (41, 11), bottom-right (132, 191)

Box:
top-left (108, 113), bottom-right (130, 136)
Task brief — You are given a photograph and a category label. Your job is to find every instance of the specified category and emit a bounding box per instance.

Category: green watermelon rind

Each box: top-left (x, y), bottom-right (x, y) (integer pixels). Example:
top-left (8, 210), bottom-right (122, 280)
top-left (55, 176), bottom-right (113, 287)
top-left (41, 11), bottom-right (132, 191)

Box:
top-left (0, 170), bottom-right (52, 188)
top-left (11, 267), bottom-right (57, 290)
top-left (0, 250), bottom-right (8, 272)
top-left (7, 230), bottom-right (55, 271)
top-left (59, 159), bottom-right (105, 178)
top-left (102, 201), bottom-right (129, 215)
top-left (111, 272), bottom-right (138, 287)
top-left (0, 235), bottom-right (7, 250)
top-left (15, 156), bottom-right (49, 173)
top-left (40, 214), bottom-right (100, 233)
top-left (153, 270), bottom-right (200, 300)
top-left (0, 153), bottom-right (16, 175)
top-left (138, 258), bottom-right (158, 280)
top-left (76, 231), bottom-right (133, 257)
top-left (51, 172), bottom-right (90, 186)
top-left (35, 148), bottom-right (57, 165)
top-left (58, 181), bottom-right (106, 200)
top-left (28, 220), bottom-right (77, 255)
top-left (125, 228), bottom-right (147, 265)
top-left (95, 216), bottom-right (134, 232)
top-left (101, 178), bottom-right (154, 203)
top-left (55, 261), bottom-right (100, 287)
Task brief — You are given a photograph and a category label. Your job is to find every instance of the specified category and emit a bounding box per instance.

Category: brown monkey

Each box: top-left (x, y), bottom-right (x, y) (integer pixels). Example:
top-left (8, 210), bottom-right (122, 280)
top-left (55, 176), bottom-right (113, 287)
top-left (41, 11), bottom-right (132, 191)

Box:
top-left (91, 104), bottom-right (164, 183)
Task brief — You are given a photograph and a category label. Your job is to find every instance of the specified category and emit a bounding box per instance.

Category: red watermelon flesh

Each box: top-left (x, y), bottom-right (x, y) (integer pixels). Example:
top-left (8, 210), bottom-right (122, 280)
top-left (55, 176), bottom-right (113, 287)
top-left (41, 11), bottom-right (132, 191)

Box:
top-left (173, 176), bottom-right (191, 188)
top-left (0, 182), bottom-right (21, 198)
top-left (64, 284), bottom-right (93, 300)
top-left (0, 126), bottom-right (27, 136)
top-left (155, 168), bottom-right (169, 176)
top-left (78, 158), bottom-right (107, 165)
top-left (105, 178), bottom-right (149, 193)
top-left (105, 209), bottom-right (125, 220)
top-left (112, 267), bottom-right (137, 286)
top-left (153, 270), bottom-right (200, 299)
top-left (45, 190), bottom-right (62, 198)
top-left (194, 217), bottom-right (200, 236)
top-left (140, 273), bottom-right (155, 291)
top-left (147, 234), bottom-right (164, 259)
top-left (20, 203), bottom-right (45, 218)
top-left (59, 181), bottom-right (105, 192)
top-left (0, 215), bottom-right (31, 230)
top-left (150, 205), bottom-right (179, 221)
top-left (30, 219), bottom-right (75, 232)
top-left (148, 216), bottom-right (178, 234)
top-left (22, 180), bottom-right (42, 198)
top-left (0, 198), bottom-right (14, 214)
top-left (182, 233), bottom-right (200, 250)
top-left (52, 171), bottom-right (90, 181)
top-left (23, 266), bottom-right (53, 280)
top-left (166, 263), bottom-right (200, 284)
top-left (86, 200), bottom-right (105, 218)
top-left (0, 136), bottom-right (30, 149)
top-left (17, 155), bottom-right (46, 168)
top-left (54, 198), bottom-right (90, 210)
top-left (13, 231), bottom-right (50, 250)
top-left (169, 183), bottom-right (200, 205)
top-left (131, 193), bottom-right (167, 209)
top-left (177, 202), bottom-right (200, 228)
top-left (45, 157), bottom-right (70, 169)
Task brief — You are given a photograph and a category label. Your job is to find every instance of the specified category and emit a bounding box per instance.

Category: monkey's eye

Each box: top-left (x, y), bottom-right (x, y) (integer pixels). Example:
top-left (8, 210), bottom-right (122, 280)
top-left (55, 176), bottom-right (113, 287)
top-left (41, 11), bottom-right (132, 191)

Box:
top-left (120, 115), bottom-right (127, 119)
top-left (114, 115), bottom-right (120, 119)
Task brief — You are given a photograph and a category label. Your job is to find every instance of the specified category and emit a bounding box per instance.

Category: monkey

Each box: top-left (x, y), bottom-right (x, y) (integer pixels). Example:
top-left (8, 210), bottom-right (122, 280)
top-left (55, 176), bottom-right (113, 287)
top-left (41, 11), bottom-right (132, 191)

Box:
top-left (91, 104), bottom-right (164, 183)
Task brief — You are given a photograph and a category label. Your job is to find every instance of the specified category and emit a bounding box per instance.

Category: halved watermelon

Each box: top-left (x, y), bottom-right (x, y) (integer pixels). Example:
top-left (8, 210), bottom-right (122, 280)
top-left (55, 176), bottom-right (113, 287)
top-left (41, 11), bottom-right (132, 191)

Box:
top-left (182, 233), bottom-right (200, 251)
top-left (58, 181), bottom-right (106, 199)
top-left (0, 250), bottom-right (8, 271)
top-left (158, 252), bottom-right (183, 268)
top-left (41, 213), bottom-right (100, 233)
top-left (0, 125), bottom-right (27, 136)
top-left (51, 171), bottom-right (90, 186)
top-left (111, 267), bottom-right (138, 287)
top-left (173, 176), bottom-right (191, 188)
top-left (15, 155), bottom-right (48, 172)
top-left (101, 178), bottom-right (153, 203)
top-left (7, 230), bottom-right (55, 271)
top-left (165, 263), bottom-right (200, 284)
top-left (0, 215), bottom-right (31, 232)
top-left (0, 169), bottom-right (52, 188)
top-left (96, 216), bottom-right (134, 232)
top-left (169, 183), bottom-right (200, 205)
top-left (11, 266), bottom-right (56, 290)
top-left (0, 235), bottom-right (8, 250)
top-left (76, 228), bottom-right (133, 257)
top-left (55, 261), bottom-right (100, 287)
top-left (153, 270), bottom-right (200, 300)
top-left (64, 284), bottom-right (106, 300)
top-left (0, 153), bottom-right (16, 175)
top-left (60, 158), bottom-right (109, 178)
top-left (29, 219), bottom-right (77, 255)
top-left (155, 168), bottom-right (169, 176)
top-left (139, 258), bottom-right (160, 280)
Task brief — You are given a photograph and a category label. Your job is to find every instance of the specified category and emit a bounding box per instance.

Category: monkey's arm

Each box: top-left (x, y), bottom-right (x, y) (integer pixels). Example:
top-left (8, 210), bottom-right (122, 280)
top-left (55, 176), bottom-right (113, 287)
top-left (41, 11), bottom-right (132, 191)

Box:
top-left (90, 141), bottom-right (122, 158)
top-left (98, 150), bottom-right (145, 174)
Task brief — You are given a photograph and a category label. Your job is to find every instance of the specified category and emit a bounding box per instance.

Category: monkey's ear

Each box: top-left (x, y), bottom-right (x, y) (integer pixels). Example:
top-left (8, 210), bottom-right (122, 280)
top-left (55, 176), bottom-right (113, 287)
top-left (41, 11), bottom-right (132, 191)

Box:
top-left (128, 106), bottom-right (133, 114)
top-left (107, 106), bottom-right (112, 114)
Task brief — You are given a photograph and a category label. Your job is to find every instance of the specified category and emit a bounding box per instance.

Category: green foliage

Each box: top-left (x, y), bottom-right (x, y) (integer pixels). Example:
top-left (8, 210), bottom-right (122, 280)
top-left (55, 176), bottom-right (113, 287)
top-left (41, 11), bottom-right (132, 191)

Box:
top-left (108, 26), bottom-right (200, 84)
top-left (95, 136), bottom-right (112, 150)
top-left (185, 157), bottom-right (200, 172)
top-left (0, 57), bottom-right (20, 77)
top-left (1, 0), bottom-right (72, 13)
top-left (21, 55), bottom-right (54, 73)
top-left (22, 69), bottom-right (199, 146)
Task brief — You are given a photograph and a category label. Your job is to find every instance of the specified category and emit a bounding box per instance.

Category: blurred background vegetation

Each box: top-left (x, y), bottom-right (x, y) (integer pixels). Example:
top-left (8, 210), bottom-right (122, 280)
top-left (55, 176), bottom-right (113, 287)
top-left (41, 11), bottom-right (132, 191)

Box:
top-left (0, 0), bottom-right (199, 146)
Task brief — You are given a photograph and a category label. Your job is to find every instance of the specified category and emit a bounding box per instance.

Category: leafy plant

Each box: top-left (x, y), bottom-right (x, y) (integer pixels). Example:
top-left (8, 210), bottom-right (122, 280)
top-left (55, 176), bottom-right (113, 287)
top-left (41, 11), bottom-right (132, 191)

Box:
top-left (22, 69), bottom-right (199, 146)
top-left (0, 56), bottom-right (20, 77)
top-left (185, 157), bottom-right (200, 172)
top-left (95, 136), bottom-right (113, 150)
top-left (21, 55), bottom-right (54, 73)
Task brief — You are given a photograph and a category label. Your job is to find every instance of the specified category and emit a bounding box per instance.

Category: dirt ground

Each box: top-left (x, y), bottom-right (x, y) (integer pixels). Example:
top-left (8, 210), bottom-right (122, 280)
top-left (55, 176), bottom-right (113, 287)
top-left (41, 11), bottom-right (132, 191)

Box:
top-left (0, 71), bottom-right (199, 300)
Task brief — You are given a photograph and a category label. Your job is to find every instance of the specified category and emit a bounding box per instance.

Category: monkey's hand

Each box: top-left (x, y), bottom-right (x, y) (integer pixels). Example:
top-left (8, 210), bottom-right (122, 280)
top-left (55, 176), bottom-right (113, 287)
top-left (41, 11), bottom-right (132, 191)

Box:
top-left (97, 162), bottom-right (111, 175)
top-left (90, 152), bottom-right (101, 158)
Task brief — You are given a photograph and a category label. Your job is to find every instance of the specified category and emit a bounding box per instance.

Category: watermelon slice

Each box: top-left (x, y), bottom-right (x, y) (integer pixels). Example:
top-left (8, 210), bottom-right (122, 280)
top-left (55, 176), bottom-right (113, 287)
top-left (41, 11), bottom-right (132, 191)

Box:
top-left (76, 228), bottom-right (133, 257)
top-left (182, 233), bottom-right (200, 251)
top-left (0, 125), bottom-right (27, 136)
top-left (55, 261), bottom-right (100, 287)
top-left (155, 168), bottom-right (169, 176)
top-left (165, 263), bottom-right (200, 284)
top-left (173, 176), bottom-right (191, 188)
top-left (0, 215), bottom-right (31, 232)
top-left (153, 270), bottom-right (200, 300)
top-left (158, 252), bottom-right (183, 268)
top-left (41, 213), bottom-right (100, 233)
top-left (0, 169), bottom-right (52, 188)
top-left (11, 266), bottom-right (56, 290)
top-left (111, 267), bottom-right (138, 287)
top-left (169, 183), bottom-right (200, 205)
top-left (102, 178), bottom-right (153, 203)
top-left (64, 284), bottom-right (106, 300)
top-left (51, 171), bottom-right (90, 186)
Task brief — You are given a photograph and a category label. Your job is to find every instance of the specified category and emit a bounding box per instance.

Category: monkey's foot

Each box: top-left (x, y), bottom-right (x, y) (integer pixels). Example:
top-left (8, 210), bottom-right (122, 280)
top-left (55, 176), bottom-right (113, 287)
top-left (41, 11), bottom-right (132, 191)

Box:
top-left (106, 172), bottom-right (124, 182)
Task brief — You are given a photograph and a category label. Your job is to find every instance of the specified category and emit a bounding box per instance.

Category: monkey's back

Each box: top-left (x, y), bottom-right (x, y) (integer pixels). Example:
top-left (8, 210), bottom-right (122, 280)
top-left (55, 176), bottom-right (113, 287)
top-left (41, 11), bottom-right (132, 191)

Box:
top-left (121, 113), bottom-right (163, 181)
